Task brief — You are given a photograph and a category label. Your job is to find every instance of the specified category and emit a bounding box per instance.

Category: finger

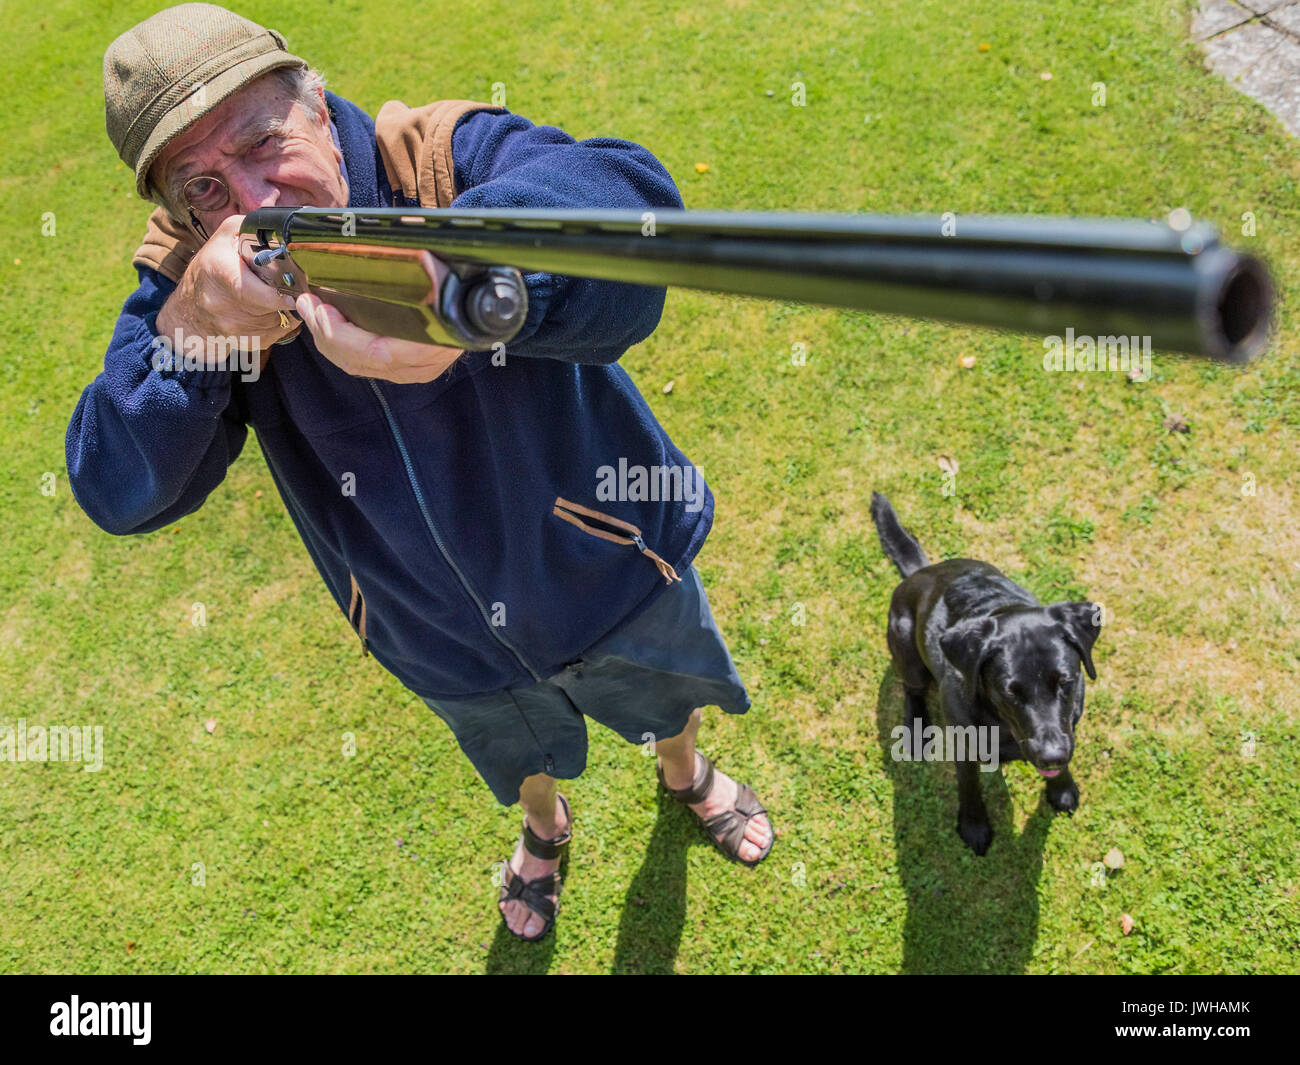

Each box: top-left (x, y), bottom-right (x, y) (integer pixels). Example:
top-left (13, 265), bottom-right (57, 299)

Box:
top-left (296, 294), bottom-right (393, 375)
top-left (295, 294), bottom-right (465, 381)
top-left (237, 253), bottom-right (299, 316)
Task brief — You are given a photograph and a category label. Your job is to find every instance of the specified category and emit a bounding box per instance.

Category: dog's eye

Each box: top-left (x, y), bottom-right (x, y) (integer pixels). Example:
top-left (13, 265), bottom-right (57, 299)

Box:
top-left (1008, 682), bottom-right (1025, 700)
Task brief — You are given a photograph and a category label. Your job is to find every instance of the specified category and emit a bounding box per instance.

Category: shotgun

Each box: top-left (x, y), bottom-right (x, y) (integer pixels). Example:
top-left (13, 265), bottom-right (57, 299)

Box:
top-left (240, 206), bottom-right (1273, 363)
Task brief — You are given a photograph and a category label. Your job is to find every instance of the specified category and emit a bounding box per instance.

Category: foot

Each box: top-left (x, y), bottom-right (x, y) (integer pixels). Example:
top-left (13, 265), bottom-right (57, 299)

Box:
top-left (499, 795), bottom-right (569, 939)
top-left (659, 753), bottom-right (773, 864)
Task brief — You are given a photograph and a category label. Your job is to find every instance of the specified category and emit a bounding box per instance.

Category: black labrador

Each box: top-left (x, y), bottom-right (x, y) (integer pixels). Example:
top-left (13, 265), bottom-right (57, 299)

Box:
top-left (870, 492), bottom-right (1101, 855)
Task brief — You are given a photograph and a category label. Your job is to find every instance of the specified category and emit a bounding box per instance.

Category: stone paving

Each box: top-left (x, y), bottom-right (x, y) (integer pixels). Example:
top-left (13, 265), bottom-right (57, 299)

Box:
top-left (1194, 1), bottom-right (1300, 134)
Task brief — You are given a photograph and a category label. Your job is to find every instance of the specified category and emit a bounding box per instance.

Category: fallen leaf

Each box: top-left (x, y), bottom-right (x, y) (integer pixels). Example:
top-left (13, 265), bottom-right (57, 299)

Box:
top-left (694, 162), bottom-right (709, 173)
top-left (663, 379), bottom-right (674, 394)
top-left (204, 718), bottom-right (216, 734)
top-left (937, 455), bottom-right (960, 475)
top-left (960, 354), bottom-right (977, 368)
top-left (254, 490), bottom-right (263, 498)
top-left (1162, 414), bottom-right (1190, 434)
top-left (978, 42), bottom-right (991, 52)
top-left (1120, 913), bottom-right (1135, 935)
top-left (1104, 848), bottom-right (1124, 870)
top-left (126, 941), bottom-right (137, 954)
top-left (1040, 70), bottom-right (1052, 81)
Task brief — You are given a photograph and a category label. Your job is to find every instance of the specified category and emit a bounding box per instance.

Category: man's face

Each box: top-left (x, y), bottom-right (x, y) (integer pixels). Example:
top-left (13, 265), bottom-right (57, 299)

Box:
top-left (149, 72), bottom-right (348, 234)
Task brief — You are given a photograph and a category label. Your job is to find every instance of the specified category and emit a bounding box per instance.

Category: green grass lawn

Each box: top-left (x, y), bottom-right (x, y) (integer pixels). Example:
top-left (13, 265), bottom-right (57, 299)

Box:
top-left (0, 0), bottom-right (1296, 974)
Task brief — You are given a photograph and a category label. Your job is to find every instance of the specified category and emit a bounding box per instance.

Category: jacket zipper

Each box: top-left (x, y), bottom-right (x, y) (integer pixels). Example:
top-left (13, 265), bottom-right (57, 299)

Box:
top-left (552, 496), bottom-right (682, 585)
top-left (367, 379), bottom-right (543, 683)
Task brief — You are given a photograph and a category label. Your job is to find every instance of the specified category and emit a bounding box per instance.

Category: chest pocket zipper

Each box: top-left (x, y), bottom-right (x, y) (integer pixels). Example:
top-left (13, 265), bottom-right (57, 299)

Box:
top-left (348, 572), bottom-right (370, 657)
top-left (552, 496), bottom-right (682, 585)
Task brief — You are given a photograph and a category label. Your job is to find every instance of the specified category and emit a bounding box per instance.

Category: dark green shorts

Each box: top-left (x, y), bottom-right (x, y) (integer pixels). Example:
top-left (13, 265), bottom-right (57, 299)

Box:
top-left (420, 563), bottom-right (751, 805)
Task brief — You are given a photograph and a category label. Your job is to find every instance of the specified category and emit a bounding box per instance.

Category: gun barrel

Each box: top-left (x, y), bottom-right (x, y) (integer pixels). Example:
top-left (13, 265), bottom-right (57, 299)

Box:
top-left (244, 207), bottom-right (1273, 362)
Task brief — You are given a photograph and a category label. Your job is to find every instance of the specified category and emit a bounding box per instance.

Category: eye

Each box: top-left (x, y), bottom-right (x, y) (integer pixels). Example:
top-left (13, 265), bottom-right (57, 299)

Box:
top-left (249, 133), bottom-right (276, 152)
top-left (184, 176), bottom-right (225, 210)
top-left (1007, 682), bottom-right (1025, 700)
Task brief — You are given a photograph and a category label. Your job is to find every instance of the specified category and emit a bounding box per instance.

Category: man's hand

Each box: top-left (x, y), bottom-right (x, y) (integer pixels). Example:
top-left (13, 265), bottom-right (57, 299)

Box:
top-left (292, 292), bottom-right (465, 384)
top-left (155, 215), bottom-right (298, 367)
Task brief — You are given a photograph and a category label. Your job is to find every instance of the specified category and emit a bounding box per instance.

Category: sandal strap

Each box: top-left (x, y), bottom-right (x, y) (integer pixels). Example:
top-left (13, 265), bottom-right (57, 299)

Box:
top-left (700, 783), bottom-right (770, 859)
top-left (657, 749), bottom-right (714, 805)
top-left (522, 794), bottom-right (572, 860)
top-left (500, 869), bottom-right (561, 922)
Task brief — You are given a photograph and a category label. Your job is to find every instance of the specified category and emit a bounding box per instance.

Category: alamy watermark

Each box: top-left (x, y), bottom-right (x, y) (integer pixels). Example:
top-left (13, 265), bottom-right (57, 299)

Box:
top-left (151, 329), bottom-right (263, 383)
top-left (596, 458), bottom-right (706, 513)
top-left (0, 719), bottom-right (103, 771)
top-left (50, 996), bottom-right (150, 1045)
top-left (1043, 328), bottom-right (1152, 378)
top-left (890, 718), bottom-right (1001, 772)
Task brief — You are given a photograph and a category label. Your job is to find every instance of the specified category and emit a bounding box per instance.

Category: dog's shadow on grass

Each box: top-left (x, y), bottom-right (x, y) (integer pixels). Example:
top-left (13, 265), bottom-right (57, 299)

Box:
top-left (876, 671), bottom-right (1053, 974)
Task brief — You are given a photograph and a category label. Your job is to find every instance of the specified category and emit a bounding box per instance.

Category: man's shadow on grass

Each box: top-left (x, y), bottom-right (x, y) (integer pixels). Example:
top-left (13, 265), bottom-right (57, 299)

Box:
top-left (876, 670), bottom-right (1053, 974)
top-left (484, 785), bottom-right (690, 974)
top-left (611, 785), bottom-right (691, 974)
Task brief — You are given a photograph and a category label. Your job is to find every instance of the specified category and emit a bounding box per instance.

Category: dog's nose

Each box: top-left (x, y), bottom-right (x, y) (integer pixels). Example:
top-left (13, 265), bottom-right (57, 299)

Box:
top-left (1028, 736), bottom-right (1072, 768)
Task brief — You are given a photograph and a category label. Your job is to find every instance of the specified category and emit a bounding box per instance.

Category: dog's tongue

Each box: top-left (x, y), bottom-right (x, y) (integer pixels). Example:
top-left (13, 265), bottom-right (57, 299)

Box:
top-left (1037, 768), bottom-right (1061, 778)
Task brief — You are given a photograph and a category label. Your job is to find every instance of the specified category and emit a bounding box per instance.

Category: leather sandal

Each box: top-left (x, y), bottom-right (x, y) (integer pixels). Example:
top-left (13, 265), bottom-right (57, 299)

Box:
top-left (657, 750), bottom-right (773, 867)
top-left (499, 794), bottom-right (571, 942)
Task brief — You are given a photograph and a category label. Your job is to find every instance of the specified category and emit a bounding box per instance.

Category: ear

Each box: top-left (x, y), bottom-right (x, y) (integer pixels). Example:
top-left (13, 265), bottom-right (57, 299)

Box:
top-left (939, 617), bottom-right (998, 704)
top-left (1048, 601), bottom-right (1102, 680)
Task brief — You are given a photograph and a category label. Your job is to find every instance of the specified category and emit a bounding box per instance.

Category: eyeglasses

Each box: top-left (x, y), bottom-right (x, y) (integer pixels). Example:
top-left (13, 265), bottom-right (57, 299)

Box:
top-left (176, 174), bottom-right (229, 242)
top-left (183, 173), bottom-right (231, 214)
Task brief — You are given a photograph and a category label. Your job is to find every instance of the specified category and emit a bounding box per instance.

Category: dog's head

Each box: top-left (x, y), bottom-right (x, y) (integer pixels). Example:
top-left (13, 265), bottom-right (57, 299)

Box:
top-left (939, 602), bottom-right (1101, 777)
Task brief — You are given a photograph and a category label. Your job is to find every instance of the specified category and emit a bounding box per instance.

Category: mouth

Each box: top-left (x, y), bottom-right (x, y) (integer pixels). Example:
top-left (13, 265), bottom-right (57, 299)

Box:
top-left (1036, 767), bottom-right (1062, 778)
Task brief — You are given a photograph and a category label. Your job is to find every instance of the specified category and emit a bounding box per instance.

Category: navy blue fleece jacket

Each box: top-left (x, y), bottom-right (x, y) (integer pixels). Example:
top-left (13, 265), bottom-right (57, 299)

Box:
top-left (65, 92), bottom-right (712, 699)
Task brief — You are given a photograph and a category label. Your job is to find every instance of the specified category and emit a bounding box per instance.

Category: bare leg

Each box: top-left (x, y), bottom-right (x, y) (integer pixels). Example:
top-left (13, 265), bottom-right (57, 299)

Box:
top-left (655, 707), bottom-right (773, 863)
top-left (500, 772), bottom-right (569, 938)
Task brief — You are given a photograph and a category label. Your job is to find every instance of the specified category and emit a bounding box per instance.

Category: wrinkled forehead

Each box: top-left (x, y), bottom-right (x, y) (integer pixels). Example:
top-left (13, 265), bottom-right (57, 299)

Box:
top-left (150, 78), bottom-right (299, 188)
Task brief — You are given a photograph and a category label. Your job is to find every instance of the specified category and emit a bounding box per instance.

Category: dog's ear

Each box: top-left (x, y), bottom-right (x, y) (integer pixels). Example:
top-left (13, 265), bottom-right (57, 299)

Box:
top-left (939, 618), bottom-right (998, 704)
top-left (1048, 601), bottom-right (1102, 680)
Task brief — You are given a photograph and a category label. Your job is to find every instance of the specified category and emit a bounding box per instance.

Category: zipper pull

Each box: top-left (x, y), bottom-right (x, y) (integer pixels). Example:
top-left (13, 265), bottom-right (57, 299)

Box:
top-left (631, 534), bottom-right (682, 585)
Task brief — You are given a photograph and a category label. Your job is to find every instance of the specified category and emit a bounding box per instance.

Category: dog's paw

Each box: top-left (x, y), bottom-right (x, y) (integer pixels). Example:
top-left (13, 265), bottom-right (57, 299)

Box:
top-left (1046, 779), bottom-right (1080, 814)
top-left (957, 815), bottom-right (993, 856)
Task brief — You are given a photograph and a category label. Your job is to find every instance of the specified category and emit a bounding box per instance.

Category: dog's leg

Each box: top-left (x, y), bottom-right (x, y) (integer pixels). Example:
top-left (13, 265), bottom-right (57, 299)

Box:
top-left (955, 758), bottom-right (994, 855)
top-left (1044, 767), bottom-right (1080, 814)
top-left (888, 606), bottom-right (931, 735)
top-left (904, 686), bottom-right (930, 732)
top-left (941, 680), bottom-right (993, 855)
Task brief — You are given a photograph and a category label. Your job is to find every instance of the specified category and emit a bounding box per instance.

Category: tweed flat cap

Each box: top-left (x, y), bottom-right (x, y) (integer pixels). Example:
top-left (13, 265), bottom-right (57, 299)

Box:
top-left (104, 3), bottom-right (307, 202)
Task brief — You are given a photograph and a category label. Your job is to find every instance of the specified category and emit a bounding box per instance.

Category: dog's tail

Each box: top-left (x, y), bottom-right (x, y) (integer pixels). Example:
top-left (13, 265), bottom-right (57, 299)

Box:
top-left (870, 492), bottom-right (930, 578)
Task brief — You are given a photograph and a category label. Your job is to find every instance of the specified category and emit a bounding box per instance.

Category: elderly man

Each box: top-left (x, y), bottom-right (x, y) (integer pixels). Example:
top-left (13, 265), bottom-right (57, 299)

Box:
top-left (68, 3), bottom-right (773, 942)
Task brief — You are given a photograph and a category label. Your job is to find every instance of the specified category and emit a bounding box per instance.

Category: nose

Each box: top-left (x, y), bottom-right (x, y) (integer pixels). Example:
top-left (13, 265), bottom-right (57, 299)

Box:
top-left (225, 166), bottom-right (280, 214)
top-left (1026, 733), bottom-right (1072, 768)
